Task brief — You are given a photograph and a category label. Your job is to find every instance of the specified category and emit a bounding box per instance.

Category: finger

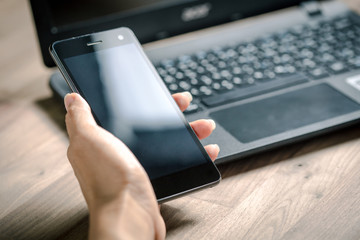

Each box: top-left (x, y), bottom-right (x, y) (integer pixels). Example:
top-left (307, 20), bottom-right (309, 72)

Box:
top-left (155, 216), bottom-right (166, 240)
top-left (190, 119), bottom-right (216, 140)
top-left (64, 93), bottom-right (97, 138)
top-left (172, 91), bottom-right (192, 112)
top-left (204, 144), bottom-right (220, 161)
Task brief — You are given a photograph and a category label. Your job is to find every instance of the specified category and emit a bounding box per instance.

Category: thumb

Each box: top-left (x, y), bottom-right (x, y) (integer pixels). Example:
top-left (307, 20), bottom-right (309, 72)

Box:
top-left (64, 93), bottom-right (97, 138)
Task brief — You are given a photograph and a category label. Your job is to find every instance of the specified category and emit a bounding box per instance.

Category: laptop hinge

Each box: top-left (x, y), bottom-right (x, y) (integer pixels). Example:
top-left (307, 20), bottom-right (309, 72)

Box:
top-left (301, 1), bottom-right (323, 17)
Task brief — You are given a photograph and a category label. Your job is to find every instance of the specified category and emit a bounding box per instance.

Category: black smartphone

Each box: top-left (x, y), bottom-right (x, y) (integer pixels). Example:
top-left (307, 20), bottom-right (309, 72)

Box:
top-left (50, 27), bottom-right (221, 202)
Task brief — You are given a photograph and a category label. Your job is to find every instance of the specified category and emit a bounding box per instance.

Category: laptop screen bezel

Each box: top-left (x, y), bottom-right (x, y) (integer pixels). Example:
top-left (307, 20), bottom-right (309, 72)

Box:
top-left (29, 0), bottom-right (305, 67)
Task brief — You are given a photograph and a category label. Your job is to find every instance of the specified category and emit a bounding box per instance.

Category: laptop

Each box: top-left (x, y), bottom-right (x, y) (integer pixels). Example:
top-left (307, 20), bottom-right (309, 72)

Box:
top-left (29, 0), bottom-right (360, 163)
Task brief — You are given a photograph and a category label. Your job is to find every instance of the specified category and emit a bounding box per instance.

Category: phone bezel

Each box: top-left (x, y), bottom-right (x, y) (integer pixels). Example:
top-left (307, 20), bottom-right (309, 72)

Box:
top-left (49, 27), bottom-right (221, 203)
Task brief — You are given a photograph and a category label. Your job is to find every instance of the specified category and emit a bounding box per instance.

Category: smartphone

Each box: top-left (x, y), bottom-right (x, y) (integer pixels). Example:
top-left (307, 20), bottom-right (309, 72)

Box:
top-left (50, 27), bottom-right (221, 202)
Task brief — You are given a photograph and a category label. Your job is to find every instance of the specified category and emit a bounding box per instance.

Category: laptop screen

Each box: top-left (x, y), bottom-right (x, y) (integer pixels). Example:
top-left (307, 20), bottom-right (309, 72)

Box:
top-left (47, 0), bottom-right (187, 33)
top-left (30, 0), bottom-right (304, 67)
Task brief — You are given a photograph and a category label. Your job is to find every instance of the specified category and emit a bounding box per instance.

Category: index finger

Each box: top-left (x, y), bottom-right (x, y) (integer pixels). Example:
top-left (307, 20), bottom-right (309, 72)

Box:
top-left (172, 92), bottom-right (193, 112)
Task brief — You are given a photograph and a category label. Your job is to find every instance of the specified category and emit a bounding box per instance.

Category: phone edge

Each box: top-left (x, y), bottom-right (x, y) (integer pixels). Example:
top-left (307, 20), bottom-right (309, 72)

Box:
top-left (49, 43), bottom-right (79, 94)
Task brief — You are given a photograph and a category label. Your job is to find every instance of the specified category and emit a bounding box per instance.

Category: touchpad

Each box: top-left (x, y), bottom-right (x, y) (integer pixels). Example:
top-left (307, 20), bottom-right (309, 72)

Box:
top-left (210, 84), bottom-right (360, 143)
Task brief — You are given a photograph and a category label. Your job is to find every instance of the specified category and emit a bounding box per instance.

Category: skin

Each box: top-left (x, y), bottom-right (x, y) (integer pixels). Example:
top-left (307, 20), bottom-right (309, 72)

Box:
top-left (64, 91), bottom-right (219, 240)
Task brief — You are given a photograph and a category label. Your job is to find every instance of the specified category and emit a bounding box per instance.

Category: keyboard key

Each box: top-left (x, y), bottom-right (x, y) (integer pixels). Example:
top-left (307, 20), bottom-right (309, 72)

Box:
top-left (334, 18), bottom-right (352, 30)
top-left (175, 72), bottom-right (184, 80)
top-left (169, 83), bottom-right (179, 92)
top-left (199, 86), bottom-right (213, 96)
top-left (221, 80), bottom-right (234, 90)
top-left (200, 75), bottom-right (213, 85)
top-left (308, 68), bottom-right (329, 80)
top-left (184, 70), bottom-right (197, 79)
top-left (264, 70), bottom-right (276, 80)
top-left (184, 102), bottom-right (200, 114)
top-left (335, 48), bottom-right (355, 59)
top-left (189, 78), bottom-right (201, 86)
top-left (179, 81), bottom-right (191, 91)
top-left (212, 82), bottom-right (227, 92)
top-left (202, 74), bottom-right (309, 107)
top-left (349, 57), bottom-right (360, 69)
top-left (232, 67), bottom-right (242, 75)
top-left (318, 43), bottom-right (332, 53)
top-left (232, 77), bottom-right (244, 86)
top-left (190, 88), bottom-right (200, 97)
top-left (164, 75), bottom-right (175, 84)
top-left (302, 59), bottom-right (317, 69)
top-left (253, 71), bottom-right (264, 81)
top-left (274, 65), bottom-right (286, 75)
top-left (157, 67), bottom-right (167, 76)
top-left (211, 72), bottom-right (221, 81)
top-left (220, 70), bottom-right (232, 79)
top-left (317, 53), bottom-right (336, 63)
top-left (217, 61), bottom-right (227, 69)
top-left (329, 62), bottom-right (348, 74)
top-left (167, 67), bottom-right (177, 75)
top-left (196, 66), bottom-right (205, 74)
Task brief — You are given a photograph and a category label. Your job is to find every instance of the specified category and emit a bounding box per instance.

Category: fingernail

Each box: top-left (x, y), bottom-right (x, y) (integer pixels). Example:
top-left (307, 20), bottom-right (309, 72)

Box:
top-left (208, 119), bottom-right (216, 130)
top-left (182, 91), bottom-right (193, 102)
top-left (211, 144), bottom-right (220, 152)
top-left (64, 93), bottom-right (75, 112)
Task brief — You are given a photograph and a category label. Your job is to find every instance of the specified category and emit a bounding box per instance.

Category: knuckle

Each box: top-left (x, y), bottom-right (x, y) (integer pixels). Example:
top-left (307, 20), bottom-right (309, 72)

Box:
top-left (70, 129), bottom-right (90, 144)
top-left (66, 104), bottom-right (79, 116)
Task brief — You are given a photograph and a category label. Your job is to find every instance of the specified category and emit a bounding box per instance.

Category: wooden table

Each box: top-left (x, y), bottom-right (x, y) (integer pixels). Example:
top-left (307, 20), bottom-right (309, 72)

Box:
top-left (1, 1), bottom-right (360, 239)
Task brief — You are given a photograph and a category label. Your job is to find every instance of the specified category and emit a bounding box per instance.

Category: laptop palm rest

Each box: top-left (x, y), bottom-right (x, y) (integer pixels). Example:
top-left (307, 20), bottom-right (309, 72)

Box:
top-left (210, 84), bottom-right (360, 143)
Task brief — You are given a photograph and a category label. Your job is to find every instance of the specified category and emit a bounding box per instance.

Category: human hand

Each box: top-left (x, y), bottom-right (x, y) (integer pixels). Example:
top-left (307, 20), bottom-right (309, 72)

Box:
top-left (64, 92), bottom-right (219, 240)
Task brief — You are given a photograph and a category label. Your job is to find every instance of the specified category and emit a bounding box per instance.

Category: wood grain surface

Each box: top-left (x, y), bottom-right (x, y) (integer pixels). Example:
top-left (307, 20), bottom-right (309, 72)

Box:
top-left (1, 0), bottom-right (360, 239)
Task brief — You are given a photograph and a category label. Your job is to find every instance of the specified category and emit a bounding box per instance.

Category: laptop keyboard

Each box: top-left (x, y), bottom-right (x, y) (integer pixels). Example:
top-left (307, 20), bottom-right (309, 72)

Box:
top-left (155, 14), bottom-right (360, 114)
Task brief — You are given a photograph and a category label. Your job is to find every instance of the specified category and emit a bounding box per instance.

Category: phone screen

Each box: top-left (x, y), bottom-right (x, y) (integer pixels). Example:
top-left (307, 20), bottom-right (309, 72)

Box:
top-left (62, 42), bottom-right (209, 180)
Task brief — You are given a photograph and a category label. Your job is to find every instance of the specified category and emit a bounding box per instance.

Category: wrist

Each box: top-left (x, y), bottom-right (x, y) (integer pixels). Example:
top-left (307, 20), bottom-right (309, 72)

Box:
top-left (88, 191), bottom-right (155, 240)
